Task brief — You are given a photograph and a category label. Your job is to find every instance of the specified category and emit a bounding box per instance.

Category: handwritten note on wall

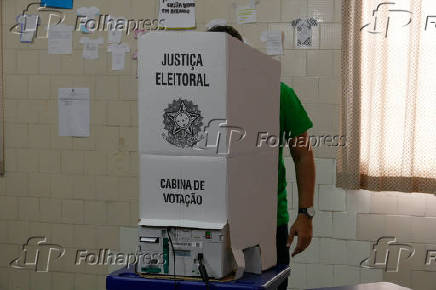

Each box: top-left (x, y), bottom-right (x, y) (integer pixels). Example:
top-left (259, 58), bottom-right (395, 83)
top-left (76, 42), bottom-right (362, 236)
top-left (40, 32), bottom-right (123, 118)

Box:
top-left (159, 0), bottom-right (196, 29)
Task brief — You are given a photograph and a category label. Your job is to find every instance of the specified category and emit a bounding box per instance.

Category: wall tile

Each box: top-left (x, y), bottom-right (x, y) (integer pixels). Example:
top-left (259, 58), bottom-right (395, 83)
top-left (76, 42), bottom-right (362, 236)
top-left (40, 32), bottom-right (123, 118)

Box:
top-left (7, 221), bottom-right (28, 243)
top-left (314, 211), bottom-right (333, 237)
top-left (29, 75), bottom-right (51, 99)
top-left (315, 158), bottom-right (335, 184)
top-left (397, 192), bottom-right (427, 217)
top-left (52, 272), bottom-right (74, 290)
top-left (411, 271), bottom-right (436, 290)
top-left (334, 0), bottom-right (343, 22)
top-left (319, 77), bottom-right (341, 105)
top-left (95, 176), bottom-right (119, 201)
top-left (290, 77), bottom-right (319, 104)
top-left (30, 272), bottom-right (52, 290)
top-left (40, 198), bottom-right (62, 223)
top-left (385, 215), bottom-right (413, 242)
top-left (425, 194), bottom-right (436, 217)
top-left (84, 151), bottom-right (107, 175)
top-left (62, 200), bottom-right (84, 224)
top-left (17, 50), bottom-right (40, 74)
top-left (319, 185), bottom-right (346, 211)
top-left (106, 201), bottom-right (131, 226)
top-left (320, 23), bottom-right (341, 49)
top-left (281, 0), bottom-right (308, 21)
top-left (304, 103), bottom-right (339, 136)
top-left (257, 0), bottom-right (282, 21)
top-left (107, 101), bottom-right (131, 126)
top-left (306, 264), bottom-right (334, 288)
top-left (14, 153), bottom-right (37, 178)
top-left (370, 191), bottom-right (398, 215)
top-left (292, 237), bottom-right (320, 264)
top-left (333, 212), bottom-right (356, 239)
top-left (18, 197), bottom-right (40, 221)
top-left (5, 172), bottom-right (28, 197)
top-left (9, 269), bottom-right (30, 290)
top-left (96, 76), bottom-right (120, 100)
top-left (281, 50), bottom-right (307, 77)
top-left (119, 177), bottom-right (138, 202)
top-left (50, 174), bottom-right (73, 199)
top-left (29, 173), bottom-right (51, 197)
top-left (346, 240), bottom-right (371, 266)
top-left (320, 238), bottom-right (346, 264)
top-left (6, 123), bottom-right (28, 148)
top-left (360, 268), bottom-right (384, 283)
top-left (29, 125), bottom-right (51, 148)
top-left (5, 75), bottom-right (28, 99)
top-left (73, 225), bottom-right (98, 249)
top-left (40, 52), bottom-right (62, 74)
top-left (307, 50), bottom-right (334, 76)
top-left (333, 265), bottom-right (360, 286)
top-left (74, 273), bottom-right (98, 290)
top-left (61, 151), bottom-right (85, 174)
top-left (96, 226), bottom-right (120, 249)
top-left (346, 189), bottom-right (371, 214)
top-left (61, 53), bottom-right (84, 75)
top-left (52, 223), bottom-right (74, 248)
top-left (356, 214), bottom-right (386, 241)
top-left (72, 175), bottom-right (96, 200)
top-left (288, 263), bottom-right (307, 289)
top-left (411, 217), bottom-right (436, 244)
top-left (308, 0), bottom-right (335, 22)
top-left (39, 151), bottom-right (61, 173)
top-left (85, 201), bottom-right (107, 225)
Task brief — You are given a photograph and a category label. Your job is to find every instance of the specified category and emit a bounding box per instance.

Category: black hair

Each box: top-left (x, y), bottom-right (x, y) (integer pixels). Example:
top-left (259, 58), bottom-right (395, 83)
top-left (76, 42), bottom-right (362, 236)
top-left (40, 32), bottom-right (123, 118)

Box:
top-left (207, 25), bottom-right (243, 42)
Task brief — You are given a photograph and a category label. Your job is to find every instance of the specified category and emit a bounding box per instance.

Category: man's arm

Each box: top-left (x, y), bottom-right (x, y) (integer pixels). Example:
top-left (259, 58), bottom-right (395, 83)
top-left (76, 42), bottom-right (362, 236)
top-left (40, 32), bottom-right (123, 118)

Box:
top-left (287, 131), bottom-right (315, 257)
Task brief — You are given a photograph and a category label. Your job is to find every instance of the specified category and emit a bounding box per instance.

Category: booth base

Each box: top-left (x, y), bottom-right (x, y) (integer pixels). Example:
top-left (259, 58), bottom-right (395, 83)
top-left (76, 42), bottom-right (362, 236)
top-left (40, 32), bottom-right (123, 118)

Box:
top-left (106, 264), bottom-right (290, 290)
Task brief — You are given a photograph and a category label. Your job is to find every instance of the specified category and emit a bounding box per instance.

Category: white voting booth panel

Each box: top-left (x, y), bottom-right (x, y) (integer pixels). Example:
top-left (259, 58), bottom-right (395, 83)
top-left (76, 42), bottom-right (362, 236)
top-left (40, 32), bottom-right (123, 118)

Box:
top-left (138, 31), bottom-right (280, 156)
top-left (137, 31), bottom-right (281, 277)
top-left (139, 152), bottom-right (278, 274)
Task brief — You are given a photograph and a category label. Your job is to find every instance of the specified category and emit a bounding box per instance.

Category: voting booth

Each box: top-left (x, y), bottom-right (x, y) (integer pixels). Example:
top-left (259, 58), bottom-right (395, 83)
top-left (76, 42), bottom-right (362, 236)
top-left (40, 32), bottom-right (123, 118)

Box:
top-left (137, 32), bottom-right (281, 279)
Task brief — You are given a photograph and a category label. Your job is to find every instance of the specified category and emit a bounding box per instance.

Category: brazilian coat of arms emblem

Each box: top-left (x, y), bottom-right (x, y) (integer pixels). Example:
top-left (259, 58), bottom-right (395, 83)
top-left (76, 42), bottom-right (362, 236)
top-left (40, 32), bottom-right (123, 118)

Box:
top-left (162, 98), bottom-right (204, 148)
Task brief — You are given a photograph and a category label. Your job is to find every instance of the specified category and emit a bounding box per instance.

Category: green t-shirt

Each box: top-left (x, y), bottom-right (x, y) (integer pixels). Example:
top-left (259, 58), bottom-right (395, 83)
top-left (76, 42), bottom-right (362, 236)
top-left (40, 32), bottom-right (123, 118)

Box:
top-left (277, 82), bottom-right (313, 226)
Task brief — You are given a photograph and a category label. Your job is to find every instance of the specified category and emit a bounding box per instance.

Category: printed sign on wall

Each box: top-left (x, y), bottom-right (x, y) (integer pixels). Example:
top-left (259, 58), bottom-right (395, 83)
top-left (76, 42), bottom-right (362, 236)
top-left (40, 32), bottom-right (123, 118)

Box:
top-left (158, 0), bottom-right (196, 29)
top-left (291, 17), bottom-right (318, 48)
top-left (236, 0), bottom-right (256, 24)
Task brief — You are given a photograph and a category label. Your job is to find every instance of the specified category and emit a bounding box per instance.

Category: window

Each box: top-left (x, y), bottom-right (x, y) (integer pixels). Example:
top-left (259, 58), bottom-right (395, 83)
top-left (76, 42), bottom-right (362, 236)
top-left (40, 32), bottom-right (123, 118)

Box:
top-left (337, 0), bottom-right (436, 193)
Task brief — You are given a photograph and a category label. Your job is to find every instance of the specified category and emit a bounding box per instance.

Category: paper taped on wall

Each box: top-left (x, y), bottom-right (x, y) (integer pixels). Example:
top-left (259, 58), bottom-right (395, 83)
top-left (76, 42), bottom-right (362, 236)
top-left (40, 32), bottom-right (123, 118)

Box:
top-left (58, 88), bottom-right (90, 137)
top-left (48, 24), bottom-right (73, 54)
top-left (158, 0), bottom-right (196, 29)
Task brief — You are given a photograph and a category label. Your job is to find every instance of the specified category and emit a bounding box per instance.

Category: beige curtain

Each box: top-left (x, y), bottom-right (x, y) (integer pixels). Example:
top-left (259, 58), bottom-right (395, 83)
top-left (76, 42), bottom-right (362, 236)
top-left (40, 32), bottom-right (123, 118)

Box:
top-left (337, 0), bottom-right (436, 194)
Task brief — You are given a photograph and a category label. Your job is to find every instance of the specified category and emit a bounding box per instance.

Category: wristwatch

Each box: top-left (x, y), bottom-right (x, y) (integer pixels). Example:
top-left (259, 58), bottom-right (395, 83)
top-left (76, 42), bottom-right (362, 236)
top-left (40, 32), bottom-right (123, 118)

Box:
top-left (298, 207), bottom-right (315, 219)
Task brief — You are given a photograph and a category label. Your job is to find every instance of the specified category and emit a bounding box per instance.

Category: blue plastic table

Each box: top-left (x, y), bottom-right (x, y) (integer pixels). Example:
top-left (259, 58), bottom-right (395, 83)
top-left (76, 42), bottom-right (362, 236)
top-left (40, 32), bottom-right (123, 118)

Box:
top-left (307, 282), bottom-right (412, 290)
top-left (107, 264), bottom-right (291, 290)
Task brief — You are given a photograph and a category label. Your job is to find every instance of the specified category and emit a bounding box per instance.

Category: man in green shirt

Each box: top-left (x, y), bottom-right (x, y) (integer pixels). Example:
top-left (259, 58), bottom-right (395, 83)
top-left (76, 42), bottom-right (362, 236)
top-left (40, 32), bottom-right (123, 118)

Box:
top-left (208, 26), bottom-right (316, 290)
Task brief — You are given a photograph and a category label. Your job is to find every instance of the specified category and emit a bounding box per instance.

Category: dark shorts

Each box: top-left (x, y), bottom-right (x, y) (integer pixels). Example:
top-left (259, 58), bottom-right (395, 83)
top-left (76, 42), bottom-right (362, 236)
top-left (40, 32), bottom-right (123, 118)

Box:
top-left (276, 225), bottom-right (290, 290)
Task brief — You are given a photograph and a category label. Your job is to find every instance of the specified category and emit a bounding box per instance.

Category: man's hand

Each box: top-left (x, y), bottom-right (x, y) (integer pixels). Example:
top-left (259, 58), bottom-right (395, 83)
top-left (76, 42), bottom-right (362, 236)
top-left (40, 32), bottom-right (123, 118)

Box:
top-left (287, 214), bottom-right (313, 257)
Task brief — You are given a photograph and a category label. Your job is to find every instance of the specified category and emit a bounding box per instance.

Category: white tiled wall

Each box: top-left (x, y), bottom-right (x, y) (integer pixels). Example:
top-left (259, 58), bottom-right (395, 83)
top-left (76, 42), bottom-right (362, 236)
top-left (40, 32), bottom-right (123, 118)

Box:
top-left (286, 158), bottom-right (436, 290)
top-left (1, 0), bottom-right (435, 290)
